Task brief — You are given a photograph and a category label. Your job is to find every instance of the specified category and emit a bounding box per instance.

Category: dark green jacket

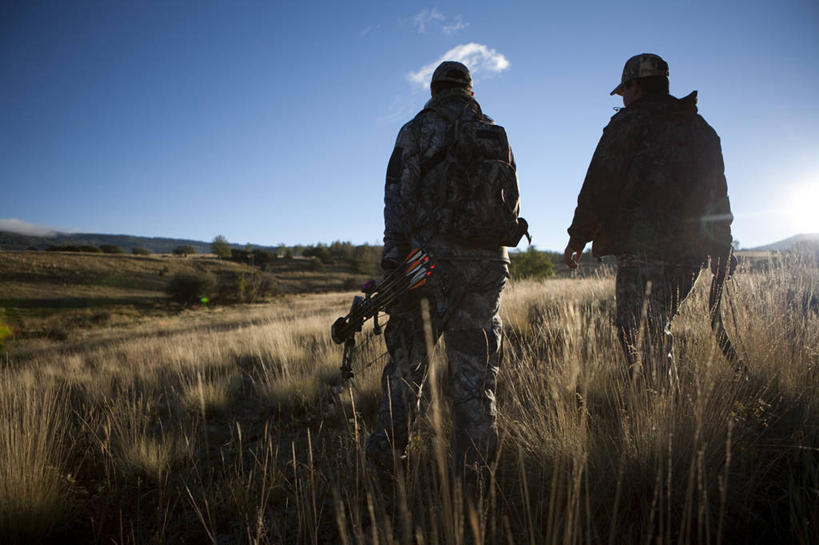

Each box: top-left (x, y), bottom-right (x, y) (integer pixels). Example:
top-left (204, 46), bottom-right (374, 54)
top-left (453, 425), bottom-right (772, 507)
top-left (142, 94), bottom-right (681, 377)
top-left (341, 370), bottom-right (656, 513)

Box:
top-left (568, 92), bottom-right (733, 260)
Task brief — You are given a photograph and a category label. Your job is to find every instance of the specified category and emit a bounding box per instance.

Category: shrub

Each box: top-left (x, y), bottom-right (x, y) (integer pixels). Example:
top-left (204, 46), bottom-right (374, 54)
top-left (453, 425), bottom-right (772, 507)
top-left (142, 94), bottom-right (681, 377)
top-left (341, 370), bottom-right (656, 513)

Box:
top-left (0, 320), bottom-right (11, 350)
top-left (166, 273), bottom-right (216, 305)
top-left (252, 249), bottom-right (277, 268)
top-left (349, 244), bottom-right (380, 274)
top-left (303, 244), bottom-right (332, 264)
top-left (229, 248), bottom-right (248, 262)
top-left (216, 271), bottom-right (277, 303)
top-left (131, 247), bottom-right (150, 255)
top-left (172, 245), bottom-right (196, 257)
top-left (99, 244), bottom-right (124, 254)
top-left (510, 246), bottom-right (554, 280)
top-left (211, 236), bottom-right (231, 259)
top-left (228, 248), bottom-right (277, 268)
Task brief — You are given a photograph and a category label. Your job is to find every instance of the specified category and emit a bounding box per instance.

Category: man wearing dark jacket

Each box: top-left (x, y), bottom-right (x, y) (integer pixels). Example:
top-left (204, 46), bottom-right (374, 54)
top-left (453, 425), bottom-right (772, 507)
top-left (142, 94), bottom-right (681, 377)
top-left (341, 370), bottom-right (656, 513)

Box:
top-left (564, 53), bottom-right (735, 386)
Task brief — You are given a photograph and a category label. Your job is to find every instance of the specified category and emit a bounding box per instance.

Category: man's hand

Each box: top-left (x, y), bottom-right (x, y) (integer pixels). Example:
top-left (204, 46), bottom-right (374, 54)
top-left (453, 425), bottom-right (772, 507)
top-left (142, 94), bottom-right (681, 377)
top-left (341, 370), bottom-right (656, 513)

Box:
top-left (564, 239), bottom-right (586, 270)
top-left (380, 244), bottom-right (407, 276)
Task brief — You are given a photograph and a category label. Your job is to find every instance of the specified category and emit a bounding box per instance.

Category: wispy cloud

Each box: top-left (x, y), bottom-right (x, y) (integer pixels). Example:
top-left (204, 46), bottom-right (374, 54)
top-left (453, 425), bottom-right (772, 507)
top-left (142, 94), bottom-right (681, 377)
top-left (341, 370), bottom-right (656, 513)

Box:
top-left (413, 8), bottom-right (444, 33)
top-left (408, 43), bottom-right (510, 87)
top-left (411, 8), bottom-right (468, 35)
top-left (442, 16), bottom-right (469, 35)
top-left (0, 218), bottom-right (58, 237)
top-left (359, 24), bottom-right (381, 37)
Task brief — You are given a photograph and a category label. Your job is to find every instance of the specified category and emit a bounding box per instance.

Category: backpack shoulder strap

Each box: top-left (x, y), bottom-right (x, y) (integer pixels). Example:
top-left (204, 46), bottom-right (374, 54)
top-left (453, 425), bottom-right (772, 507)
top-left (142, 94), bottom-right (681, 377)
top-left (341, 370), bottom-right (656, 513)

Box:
top-left (416, 99), bottom-right (482, 124)
top-left (413, 104), bottom-right (462, 178)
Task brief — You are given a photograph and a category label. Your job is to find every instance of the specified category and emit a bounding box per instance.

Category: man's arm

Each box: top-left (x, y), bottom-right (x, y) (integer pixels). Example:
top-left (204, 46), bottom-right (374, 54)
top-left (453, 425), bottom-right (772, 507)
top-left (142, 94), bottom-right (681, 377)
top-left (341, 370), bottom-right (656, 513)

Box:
top-left (565, 115), bottom-right (637, 267)
top-left (382, 124), bottom-right (420, 272)
top-left (702, 133), bottom-right (735, 275)
top-left (703, 134), bottom-right (734, 260)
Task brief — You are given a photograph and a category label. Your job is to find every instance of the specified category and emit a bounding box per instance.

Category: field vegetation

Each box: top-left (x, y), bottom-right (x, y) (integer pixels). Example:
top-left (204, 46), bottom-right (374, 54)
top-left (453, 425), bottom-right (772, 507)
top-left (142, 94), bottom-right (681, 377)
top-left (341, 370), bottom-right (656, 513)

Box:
top-left (0, 251), bottom-right (372, 342)
top-left (0, 253), bottom-right (816, 544)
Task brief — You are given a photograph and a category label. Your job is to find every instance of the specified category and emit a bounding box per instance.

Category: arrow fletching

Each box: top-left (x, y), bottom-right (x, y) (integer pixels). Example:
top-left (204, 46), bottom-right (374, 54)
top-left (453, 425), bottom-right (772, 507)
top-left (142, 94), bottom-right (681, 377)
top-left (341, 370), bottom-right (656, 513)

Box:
top-left (330, 247), bottom-right (435, 344)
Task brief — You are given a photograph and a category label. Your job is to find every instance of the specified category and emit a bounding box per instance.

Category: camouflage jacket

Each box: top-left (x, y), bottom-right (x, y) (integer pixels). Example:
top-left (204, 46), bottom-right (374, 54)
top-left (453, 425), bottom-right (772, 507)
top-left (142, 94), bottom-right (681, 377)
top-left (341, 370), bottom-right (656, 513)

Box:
top-left (383, 87), bottom-right (512, 264)
top-left (567, 92), bottom-right (733, 261)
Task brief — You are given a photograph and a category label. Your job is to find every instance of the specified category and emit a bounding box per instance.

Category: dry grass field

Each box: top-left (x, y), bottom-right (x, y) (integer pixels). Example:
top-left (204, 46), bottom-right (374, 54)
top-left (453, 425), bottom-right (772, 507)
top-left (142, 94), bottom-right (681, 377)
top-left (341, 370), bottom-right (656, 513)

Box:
top-left (0, 253), bottom-right (817, 544)
top-left (0, 251), bottom-right (369, 342)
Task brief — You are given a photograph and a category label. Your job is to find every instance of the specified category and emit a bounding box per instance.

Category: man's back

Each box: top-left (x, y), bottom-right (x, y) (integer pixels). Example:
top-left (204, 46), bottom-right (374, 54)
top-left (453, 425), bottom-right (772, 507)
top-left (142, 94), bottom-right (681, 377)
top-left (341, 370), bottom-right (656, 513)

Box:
top-left (385, 86), bottom-right (515, 261)
top-left (571, 91), bottom-right (732, 261)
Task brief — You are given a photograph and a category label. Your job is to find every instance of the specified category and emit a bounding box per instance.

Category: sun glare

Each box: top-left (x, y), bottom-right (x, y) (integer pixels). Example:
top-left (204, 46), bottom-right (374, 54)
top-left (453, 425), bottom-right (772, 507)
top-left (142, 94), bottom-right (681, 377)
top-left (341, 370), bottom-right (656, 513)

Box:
top-left (784, 181), bottom-right (819, 234)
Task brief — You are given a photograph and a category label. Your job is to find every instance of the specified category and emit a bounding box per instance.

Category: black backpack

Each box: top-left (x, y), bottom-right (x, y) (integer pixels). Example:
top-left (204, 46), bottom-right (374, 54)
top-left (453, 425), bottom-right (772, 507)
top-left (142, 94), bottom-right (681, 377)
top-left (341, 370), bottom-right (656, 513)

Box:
top-left (418, 102), bottom-right (530, 249)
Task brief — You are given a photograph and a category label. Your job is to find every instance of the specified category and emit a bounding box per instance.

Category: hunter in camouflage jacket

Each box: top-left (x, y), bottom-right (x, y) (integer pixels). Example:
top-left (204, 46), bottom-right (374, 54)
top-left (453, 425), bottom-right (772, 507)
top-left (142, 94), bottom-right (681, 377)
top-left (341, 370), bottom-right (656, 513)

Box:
top-left (367, 63), bottom-right (512, 473)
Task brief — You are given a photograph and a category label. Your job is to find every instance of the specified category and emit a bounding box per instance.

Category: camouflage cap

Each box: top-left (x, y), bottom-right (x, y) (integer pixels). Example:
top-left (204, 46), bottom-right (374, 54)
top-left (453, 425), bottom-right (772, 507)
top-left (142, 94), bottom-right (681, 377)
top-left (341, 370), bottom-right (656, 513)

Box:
top-left (431, 61), bottom-right (472, 89)
top-left (610, 53), bottom-right (669, 95)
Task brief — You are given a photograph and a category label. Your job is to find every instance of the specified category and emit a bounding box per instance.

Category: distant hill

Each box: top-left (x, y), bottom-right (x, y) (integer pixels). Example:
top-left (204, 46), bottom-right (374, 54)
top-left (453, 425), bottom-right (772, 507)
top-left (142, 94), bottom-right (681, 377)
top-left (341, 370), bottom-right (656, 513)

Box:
top-left (0, 231), bottom-right (248, 254)
top-left (748, 233), bottom-right (819, 252)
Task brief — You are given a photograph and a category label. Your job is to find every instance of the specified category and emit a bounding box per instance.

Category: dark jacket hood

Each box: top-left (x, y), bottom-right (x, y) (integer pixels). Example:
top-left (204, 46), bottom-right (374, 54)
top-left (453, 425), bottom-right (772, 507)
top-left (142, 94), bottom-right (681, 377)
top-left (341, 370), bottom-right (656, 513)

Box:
top-left (630, 91), bottom-right (699, 117)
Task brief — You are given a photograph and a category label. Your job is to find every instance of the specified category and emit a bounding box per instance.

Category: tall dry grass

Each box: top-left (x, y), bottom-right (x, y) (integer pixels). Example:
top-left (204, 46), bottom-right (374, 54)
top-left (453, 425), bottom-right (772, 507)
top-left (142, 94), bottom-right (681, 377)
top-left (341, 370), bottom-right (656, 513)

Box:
top-left (0, 262), bottom-right (816, 544)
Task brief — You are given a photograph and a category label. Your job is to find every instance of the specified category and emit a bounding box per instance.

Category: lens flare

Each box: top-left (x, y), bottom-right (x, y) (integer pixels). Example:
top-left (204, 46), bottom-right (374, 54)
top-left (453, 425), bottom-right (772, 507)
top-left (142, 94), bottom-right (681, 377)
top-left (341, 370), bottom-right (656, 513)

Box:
top-left (784, 182), bottom-right (819, 234)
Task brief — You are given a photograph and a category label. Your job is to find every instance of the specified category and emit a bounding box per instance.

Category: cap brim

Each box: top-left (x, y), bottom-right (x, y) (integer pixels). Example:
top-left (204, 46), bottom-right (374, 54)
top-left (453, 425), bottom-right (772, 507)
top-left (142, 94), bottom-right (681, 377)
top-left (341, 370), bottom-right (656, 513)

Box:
top-left (610, 83), bottom-right (624, 96)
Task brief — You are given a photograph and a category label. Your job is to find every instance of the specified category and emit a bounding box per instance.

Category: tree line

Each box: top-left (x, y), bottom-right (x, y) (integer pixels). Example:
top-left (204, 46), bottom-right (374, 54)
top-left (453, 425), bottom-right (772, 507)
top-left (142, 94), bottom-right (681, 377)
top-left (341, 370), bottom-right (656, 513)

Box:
top-left (29, 235), bottom-right (557, 282)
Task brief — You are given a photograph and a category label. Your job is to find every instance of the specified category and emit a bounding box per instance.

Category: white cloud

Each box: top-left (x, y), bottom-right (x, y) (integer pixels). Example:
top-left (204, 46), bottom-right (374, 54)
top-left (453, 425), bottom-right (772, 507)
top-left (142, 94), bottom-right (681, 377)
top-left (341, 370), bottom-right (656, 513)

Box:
top-left (408, 43), bottom-right (510, 87)
top-left (0, 218), bottom-right (58, 236)
top-left (413, 8), bottom-right (444, 33)
top-left (442, 16), bottom-right (469, 35)
top-left (359, 24), bottom-right (380, 37)
top-left (411, 8), bottom-right (467, 35)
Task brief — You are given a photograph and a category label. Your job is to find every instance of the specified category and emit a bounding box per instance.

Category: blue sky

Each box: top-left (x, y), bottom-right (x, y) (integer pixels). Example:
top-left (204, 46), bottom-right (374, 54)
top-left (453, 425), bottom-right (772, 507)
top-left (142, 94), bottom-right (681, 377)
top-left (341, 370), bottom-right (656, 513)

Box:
top-left (2, 0), bottom-right (818, 251)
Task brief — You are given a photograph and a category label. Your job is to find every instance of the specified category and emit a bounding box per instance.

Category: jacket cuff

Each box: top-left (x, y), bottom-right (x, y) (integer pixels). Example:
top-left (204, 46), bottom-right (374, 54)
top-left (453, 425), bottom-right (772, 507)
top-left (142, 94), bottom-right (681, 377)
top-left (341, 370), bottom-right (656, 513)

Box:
top-left (568, 234), bottom-right (589, 249)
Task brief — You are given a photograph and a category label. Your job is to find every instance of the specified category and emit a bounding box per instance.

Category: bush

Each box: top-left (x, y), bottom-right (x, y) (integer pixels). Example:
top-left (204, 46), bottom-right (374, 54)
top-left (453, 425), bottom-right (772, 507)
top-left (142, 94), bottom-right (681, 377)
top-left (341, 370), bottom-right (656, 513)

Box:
top-left (132, 247), bottom-right (150, 255)
top-left (303, 244), bottom-right (331, 264)
top-left (99, 244), bottom-right (124, 254)
top-left (308, 257), bottom-right (323, 271)
top-left (510, 246), bottom-right (554, 280)
top-left (172, 245), bottom-right (196, 257)
top-left (166, 273), bottom-right (216, 305)
top-left (216, 271), bottom-right (278, 303)
top-left (349, 244), bottom-right (380, 274)
top-left (0, 317), bottom-right (11, 351)
top-left (228, 248), bottom-right (277, 268)
top-left (211, 236), bottom-right (231, 259)
top-left (252, 249), bottom-right (277, 268)
top-left (229, 248), bottom-right (248, 262)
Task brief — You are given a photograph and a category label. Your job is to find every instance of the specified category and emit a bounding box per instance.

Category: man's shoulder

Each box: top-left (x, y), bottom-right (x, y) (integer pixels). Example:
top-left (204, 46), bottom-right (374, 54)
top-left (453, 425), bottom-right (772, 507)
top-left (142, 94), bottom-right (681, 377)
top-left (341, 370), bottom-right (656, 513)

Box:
top-left (395, 115), bottom-right (424, 143)
top-left (601, 106), bottom-right (645, 138)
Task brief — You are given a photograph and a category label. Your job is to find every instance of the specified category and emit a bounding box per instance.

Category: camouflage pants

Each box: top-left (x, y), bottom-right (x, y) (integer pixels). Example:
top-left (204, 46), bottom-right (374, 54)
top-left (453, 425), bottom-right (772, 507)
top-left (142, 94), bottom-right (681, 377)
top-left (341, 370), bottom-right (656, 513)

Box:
top-left (365, 260), bottom-right (508, 469)
top-left (615, 255), bottom-right (701, 386)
